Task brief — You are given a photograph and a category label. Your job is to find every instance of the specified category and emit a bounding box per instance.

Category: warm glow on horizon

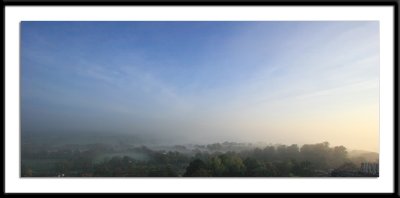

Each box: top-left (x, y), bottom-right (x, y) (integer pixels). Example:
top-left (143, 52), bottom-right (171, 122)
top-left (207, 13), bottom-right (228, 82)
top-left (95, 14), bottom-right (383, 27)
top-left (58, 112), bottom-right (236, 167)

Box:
top-left (21, 21), bottom-right (379, 152)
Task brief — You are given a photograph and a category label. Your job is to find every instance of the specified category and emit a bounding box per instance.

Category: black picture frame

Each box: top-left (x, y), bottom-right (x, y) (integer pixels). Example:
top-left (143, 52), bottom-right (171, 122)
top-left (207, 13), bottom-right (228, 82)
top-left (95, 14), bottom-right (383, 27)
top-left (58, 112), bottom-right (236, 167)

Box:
top-left (3, 0), bottom-right (399, 196)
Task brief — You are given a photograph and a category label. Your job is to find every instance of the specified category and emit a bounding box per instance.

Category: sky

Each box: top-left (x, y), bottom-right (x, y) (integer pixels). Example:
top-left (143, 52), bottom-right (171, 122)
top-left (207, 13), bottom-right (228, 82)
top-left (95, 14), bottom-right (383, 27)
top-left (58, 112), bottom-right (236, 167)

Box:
top-left (21, 21), bottom-right (380, 152)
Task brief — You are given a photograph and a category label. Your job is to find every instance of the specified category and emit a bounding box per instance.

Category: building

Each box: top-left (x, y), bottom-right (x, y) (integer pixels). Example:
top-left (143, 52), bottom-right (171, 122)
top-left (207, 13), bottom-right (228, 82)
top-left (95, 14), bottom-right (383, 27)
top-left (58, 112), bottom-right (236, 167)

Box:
top-left (360, 162), bottom-right (379, 176)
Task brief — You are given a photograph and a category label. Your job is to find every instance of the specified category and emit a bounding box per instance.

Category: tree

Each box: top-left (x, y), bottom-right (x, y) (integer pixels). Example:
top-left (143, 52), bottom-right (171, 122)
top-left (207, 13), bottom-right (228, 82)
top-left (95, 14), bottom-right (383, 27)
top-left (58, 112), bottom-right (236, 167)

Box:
top-left (274, 160), bottom-right (294, 176)
top-left (244, 157), bottom-right (262, 176)
top-left (148, 165), bottom-right (178, 177)
top-left (292, 160), bottom-right (315, 176)
top-left (330, 146), bottom-right (348, 168)
top-left (300, 142), bottom-right (331, 170)
top-left (219, 153), bottom-right (246, 176)
top-left (263, 146), bottom-right (276, 161)
top-left (183, 159), bottom-right (211, 177)
top-left (286, 144), bottom-right (300, 161)
top-left (208, 156), bottom-right (225, 176)
top-left (207, 143), bottom-right (222, 151)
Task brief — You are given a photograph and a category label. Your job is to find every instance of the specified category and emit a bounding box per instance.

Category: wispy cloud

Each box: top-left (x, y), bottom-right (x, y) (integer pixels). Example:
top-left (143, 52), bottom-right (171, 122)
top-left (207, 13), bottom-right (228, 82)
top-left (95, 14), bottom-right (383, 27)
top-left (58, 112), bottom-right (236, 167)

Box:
top-left (21, 21), bottom-right (380, 151)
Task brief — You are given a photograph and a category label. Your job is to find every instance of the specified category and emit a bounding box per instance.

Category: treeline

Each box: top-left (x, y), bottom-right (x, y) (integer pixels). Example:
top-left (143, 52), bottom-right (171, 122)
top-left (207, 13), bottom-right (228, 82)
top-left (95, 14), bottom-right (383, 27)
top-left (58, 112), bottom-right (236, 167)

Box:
top-left (22, 146), bottom-right (191, 177)
top-left (183, 141), bottom-right (348, 177)
top-left (21, 141), bottom-right (375, 177)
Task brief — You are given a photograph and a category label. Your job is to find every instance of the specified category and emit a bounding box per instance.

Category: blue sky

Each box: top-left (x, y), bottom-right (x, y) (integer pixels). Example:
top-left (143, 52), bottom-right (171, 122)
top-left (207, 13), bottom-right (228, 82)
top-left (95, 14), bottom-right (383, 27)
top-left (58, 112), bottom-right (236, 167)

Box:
top-left (21, 21), bottom-right (379, 151)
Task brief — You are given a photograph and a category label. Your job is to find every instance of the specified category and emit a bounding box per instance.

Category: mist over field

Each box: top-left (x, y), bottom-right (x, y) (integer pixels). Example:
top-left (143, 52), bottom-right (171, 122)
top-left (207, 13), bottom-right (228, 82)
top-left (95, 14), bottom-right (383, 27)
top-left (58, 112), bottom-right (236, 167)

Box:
top-left (21, 21), bottom-right (379, 177)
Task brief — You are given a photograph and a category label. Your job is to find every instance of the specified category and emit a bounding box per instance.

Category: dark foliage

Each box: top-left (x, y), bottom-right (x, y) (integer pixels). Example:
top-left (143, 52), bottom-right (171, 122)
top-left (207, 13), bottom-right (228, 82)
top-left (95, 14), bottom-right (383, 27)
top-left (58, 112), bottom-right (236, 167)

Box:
top-left (21, 141), bottom-right (377, 177)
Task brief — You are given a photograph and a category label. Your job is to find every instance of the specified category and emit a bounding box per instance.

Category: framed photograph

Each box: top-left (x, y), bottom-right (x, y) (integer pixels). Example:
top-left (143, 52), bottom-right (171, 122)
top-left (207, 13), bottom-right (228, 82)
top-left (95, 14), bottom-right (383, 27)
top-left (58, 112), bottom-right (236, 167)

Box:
top-left (4, 2), bottom-right (398, 195)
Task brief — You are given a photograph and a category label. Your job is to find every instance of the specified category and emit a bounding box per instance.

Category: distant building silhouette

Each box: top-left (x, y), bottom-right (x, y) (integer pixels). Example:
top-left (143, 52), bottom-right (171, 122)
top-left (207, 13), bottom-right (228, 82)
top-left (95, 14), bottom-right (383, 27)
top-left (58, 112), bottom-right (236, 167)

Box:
top-left (360, 162), bottom-right (379, 176)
